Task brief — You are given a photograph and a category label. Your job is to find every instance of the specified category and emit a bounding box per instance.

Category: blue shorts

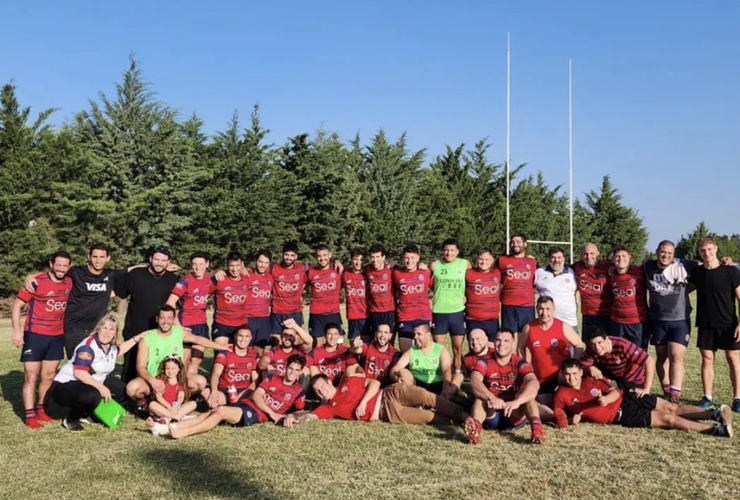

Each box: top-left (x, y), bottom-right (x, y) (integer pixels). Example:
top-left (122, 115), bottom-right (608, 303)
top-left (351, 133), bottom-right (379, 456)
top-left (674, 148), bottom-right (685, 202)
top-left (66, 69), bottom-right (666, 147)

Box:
top-left (231, 401), bottom-right (262, 427)
top-left (348, 318), bottom-right (371, 340)
top-left (270, 312), bottom-right (304, 335)
top-left (186, 323), bottom-right (210, 339)
top-left (483, 410), bottom-right (527, 430)
top-left (308, 313), bottom-right (344, 338)
top-left (247, 316), bottom-right (272, 347)
top-left (610, 321), bottom-right (646, 347)
top-left (432, 311), bottom-right (466, 336)
top-left (212, 323), bottom-right (240, 341)
top-left (466, 319), bottom-right (499, 342)
top-left (369, 311), bottom-right (396, 334)
top-left (650, 319), bottom-right (690, 347)
top-left (500, 305), bottom-right (535, 332)
top-left (582, 315), bottom-right (611, 340)
top-left (20, 331), bottom-right (64, 362)
top-left (396, 319), bottom-right (431, 339)
top-left (415, 380), bottom-right (444, 395)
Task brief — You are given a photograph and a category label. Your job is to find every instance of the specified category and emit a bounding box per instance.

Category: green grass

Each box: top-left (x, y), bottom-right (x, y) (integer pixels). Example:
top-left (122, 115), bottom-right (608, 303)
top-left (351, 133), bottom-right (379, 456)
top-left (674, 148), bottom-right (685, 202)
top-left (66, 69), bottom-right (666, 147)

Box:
top-left (1, 311), bottom-right (739, 500)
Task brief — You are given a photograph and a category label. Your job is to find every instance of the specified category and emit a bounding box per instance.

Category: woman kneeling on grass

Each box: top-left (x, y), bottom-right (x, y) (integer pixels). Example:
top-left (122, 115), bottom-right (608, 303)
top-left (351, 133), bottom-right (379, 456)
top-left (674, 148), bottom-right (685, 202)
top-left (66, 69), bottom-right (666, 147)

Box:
top-left (50, 315), bottom-right (143, 431)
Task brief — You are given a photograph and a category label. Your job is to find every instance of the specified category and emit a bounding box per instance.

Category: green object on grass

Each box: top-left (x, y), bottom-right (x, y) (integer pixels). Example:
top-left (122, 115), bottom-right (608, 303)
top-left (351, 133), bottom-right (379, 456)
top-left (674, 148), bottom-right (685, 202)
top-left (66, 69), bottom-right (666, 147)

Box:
top-left (93, 399), bottom-right (126, 429)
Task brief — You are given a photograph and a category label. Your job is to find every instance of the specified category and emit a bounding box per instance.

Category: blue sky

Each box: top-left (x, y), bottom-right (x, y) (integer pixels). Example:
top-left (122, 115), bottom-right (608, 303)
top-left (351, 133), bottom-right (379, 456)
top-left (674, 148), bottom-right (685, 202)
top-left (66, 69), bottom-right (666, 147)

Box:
top-left (2, 1), bottom-right (739, 250)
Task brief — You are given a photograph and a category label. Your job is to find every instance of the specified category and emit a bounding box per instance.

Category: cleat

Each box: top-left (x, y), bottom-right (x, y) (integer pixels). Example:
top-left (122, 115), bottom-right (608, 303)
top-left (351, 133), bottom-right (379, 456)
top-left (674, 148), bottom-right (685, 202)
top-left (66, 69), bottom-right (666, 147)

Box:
top-left (698, 396), bottom-right (714, 410)
top-left (531, 426), bottom-right (545, 444)
top-left (62, 419), bottom-right (84, 432)
top-left (25, 418), bottom-right (43, 430)
top-left (463, 417), bottom-right (482, 445)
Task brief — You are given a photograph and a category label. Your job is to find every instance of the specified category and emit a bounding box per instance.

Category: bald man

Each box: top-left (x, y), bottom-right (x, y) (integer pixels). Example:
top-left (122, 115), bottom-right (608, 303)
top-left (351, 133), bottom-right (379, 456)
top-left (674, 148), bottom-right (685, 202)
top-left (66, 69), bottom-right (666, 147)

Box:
top-left (572, 243), bottom-right (612, 338)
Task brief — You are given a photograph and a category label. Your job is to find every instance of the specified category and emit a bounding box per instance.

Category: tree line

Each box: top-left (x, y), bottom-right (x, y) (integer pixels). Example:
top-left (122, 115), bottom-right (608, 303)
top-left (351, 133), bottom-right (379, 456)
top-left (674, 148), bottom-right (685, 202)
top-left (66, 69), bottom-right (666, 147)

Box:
top-left (0, 57), bottom-right (661, 297)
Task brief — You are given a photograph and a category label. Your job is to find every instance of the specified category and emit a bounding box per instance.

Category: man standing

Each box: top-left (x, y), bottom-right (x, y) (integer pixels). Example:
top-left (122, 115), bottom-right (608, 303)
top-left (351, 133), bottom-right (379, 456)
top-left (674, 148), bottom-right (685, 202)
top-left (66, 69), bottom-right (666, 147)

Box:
top-left (393, 244), bottom-right (433, 352)
top-left (307, 245), bottom-right (344, 346)
top-left (534, 247), bottom-right (578, 331)
top-left (430, 238), bottom-right (471, 375)
top-left (465, 247), bottom-right (502, 343)
top-left (391, 323), bottom-right (453, 398)
top-left (365, 244), bottom-right (396, 337)
top-left (270, 242), bottom-right (308, 341)
top-left (343, 248), bottom-right (370, 341)
top-left (688, 236), bottom-right (740, 411)
top-left (572, 243), bottom-right (612, 336)
top-left (11, 251), bottom-right (73, 428)
top-left (643, 240), bottom-right (696, 402)
top-left (117, 246), bottom-right (180, 382)
top-left (244, 250), bottom-right (274, 350)
top-left (497, 234), bottom-right (537, 336)
top-left (210, 251), bottom-right (250, 347)
top-left (608, 245), bottom-right (649, 347)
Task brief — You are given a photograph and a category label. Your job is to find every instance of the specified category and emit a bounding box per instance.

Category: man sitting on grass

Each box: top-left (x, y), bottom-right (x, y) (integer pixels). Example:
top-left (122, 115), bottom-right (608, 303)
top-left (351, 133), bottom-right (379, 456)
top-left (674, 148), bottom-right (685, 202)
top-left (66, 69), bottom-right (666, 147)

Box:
top-left (553, 358), bottom-right (733, 437)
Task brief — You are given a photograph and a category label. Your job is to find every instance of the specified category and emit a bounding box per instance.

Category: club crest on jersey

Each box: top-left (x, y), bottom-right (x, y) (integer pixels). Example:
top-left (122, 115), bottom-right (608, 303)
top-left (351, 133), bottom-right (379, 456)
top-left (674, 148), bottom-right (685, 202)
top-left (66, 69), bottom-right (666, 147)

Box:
top-left (550, 339), bottom-right (559, 347)
top-left (284, 393), bottom-right (292, 400)
top-left (341, 386), bottom-right (348, 393)
top-left (507, 373), bottom-right (516, 380)
top-left (331, 272), bottom-right (336, 278)
top-left (418, 275), bottom-right (424, 281)
top-left (78, 352), bottom-right (93, 360)
top-left (382, 273), bottom-right (388, 279)
top-left (456, 269), bottom-right (463, 274)
top-left (246, 411), bottom-right (253, 418)
top-left (173, 346), bottom-right (179, 353)
top-left (526, 264), bottom-right (531, 270)
top-left (590, 388), bottom-right (601, 397)
top-left (431, 359), bottom-right (438, 365)
top-left (628, 280), bottom-right (635, 286)
top-left (294, 274), bottom-right (300, 280)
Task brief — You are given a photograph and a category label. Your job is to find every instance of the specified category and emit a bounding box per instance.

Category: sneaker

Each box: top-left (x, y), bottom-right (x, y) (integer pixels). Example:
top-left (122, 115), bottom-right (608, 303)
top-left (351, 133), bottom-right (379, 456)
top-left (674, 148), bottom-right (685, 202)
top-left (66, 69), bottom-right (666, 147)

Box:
top-left (710, 405), bottom-right (731, 425)
top-left (62, 419), bottom-right (84, 432)
top-left (732, 398), bottom-right (740, 413)
top-left (463, 417), bottom-right (482, 445)
top-left (134, 399), bottom-right (149, 417)
top-left (25, 418), bottom-right (43, 430)
top-left (698, 396), bottom-right (714, 410)
top-left (711, 422), bottom-right (733, 438)
top-left (35, 409), bottom-right (56, 423)
top-left (79, 417), bottom-right (93, 425)
top-left (150, 422), bottom-right (170, 437)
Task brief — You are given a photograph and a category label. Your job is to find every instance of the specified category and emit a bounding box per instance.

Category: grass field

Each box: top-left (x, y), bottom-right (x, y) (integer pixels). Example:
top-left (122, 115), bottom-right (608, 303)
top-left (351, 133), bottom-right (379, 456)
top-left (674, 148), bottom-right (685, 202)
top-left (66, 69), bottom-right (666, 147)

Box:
top-left (1, 311), bottom-right (739, 500)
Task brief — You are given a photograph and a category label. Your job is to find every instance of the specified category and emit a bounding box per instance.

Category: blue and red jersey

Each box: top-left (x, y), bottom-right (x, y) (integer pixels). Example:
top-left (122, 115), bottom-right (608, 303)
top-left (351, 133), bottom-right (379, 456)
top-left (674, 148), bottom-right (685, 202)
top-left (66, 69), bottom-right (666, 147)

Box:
top-left (580, 336), bottom-right (648, 386)
top-left (358, 342), bottom-right (398, 381)
top-left (172, 273), bottom-right (212, 326)
top-left (244, 268), bottom-right (273, 318)
top-left (553, 377), bottom-right (622, 425)
top-left (262, 347), bottom-right (306, 376)
top-left (307, 267), bottom-right (341, 315)
top-left (214, 347), bottom-right (260, 391)
top-left (17, 272), bottom-right (73, 336)
top-left (573, 261), bottom-right (612, 316)
top-left (271, 263), bottom-right (307, 315)
top-left (210, 275), bottom-right (249, 327)
top-left (342, 269), bottom-right (368, 320)
top-left (465, 268), bottom-right (501, 320)
top-left (365, 264), bottom-right (395, 313)
top-left (609, 266), bottom-right (648, 324)
top-left (245, 375), bottom-right (306, 422)
top-left (472, 354), bottom-right (534, 402)
top-left (393, 268), bottom-right (433, 322)
top-left (498, 255), bottom-right (537, 307)
top-left (308, 344), bottom-right (351, 382)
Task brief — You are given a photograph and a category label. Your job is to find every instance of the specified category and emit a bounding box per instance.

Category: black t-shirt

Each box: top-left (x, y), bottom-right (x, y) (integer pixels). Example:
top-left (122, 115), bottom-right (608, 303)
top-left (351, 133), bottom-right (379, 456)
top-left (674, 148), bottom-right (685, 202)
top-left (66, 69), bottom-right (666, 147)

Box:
top-left (688, 265), bottom-right (740, 328)
top-left (117, 267), bottom-right (179, 339)
top-left (64, 266), bottom-right (128, 332)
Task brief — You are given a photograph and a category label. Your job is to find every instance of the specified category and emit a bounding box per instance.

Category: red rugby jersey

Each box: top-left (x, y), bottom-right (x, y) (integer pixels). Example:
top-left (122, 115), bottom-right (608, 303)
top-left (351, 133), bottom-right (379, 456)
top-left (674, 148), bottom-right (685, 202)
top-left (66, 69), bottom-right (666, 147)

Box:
top-left (214, 346), bottom-right (260, 391)
top-left (313, 376), bottom-right (380, 422)
top-left (342, 269), bottom-right (368, 320)
top-left (172, 273), bottom-right (212, 326)
top-left (262, 347), bottom-right (306, 376)
top-left (525, 319), bottom-right (571, 383)
top-left (308, 344), bottom-right (350, 381)
top-left (17, 272), bottom-right (72, 336)
top-left (210, 275), bottom-right (249, 327)
top-left (465, 268), bottom-right (501, 320)
top-left (572, 261), bottom-right (612, 316)
top-left (162, 381), bottom-right (184, 405)
top-left (360, 342), bottom-right (398, 380)
top-left (307, 267), bottom-right (341, 315)
top-left (393, 268), bottom-right (433, 322)
top-left (472, 354), bottom-right (534, 402)
top-left (553, 377), bottom-right (622, 425)
top-left (247, 375), bottom-right (306, 422)
top-left (497, 255), bottom-right (537, 307)
top-left (580, 336), bottom-right (648, 386)
top-left (244, 268), bottom-right (273, 318)
top-left (462, 350), bottom-right (494, 375)
top-left (365, 264), bottom-right (395, 313)
top-left (608, 266), bottom-right (648, 324)
top-left (271, 263), bottom-right (307, 315)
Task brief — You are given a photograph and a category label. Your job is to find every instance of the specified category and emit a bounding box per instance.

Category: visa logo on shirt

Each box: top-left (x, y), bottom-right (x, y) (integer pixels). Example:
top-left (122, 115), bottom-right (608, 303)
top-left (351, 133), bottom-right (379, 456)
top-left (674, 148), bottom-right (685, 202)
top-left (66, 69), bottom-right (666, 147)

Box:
top-left (86, 283), bottom-right (107, 292)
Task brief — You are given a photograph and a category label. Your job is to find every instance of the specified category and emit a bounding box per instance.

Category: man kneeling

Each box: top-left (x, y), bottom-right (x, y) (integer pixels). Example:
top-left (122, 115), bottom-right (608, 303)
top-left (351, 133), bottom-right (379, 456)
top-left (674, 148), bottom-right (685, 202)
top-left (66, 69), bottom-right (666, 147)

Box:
top-left (283, 373), bottom-right (483, 444)
top-left (166, 355), bottom-right (307, 439)
top-left (553, 358), bottom-right (733, 437)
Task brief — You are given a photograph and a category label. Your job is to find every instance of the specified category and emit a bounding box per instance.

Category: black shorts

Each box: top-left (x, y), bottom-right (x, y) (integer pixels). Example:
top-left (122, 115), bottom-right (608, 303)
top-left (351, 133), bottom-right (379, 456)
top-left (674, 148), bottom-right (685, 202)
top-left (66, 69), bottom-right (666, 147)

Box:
top-left (466, 319), bottom-right (499, 342)
top-left (212, 323), bottom-right (240, 342)
top-left (348, 318), bottom-right (371, 340)
top-left (610, 321), bottom-right (646, 348)
top-left (247, 316), bottom-right (272, 348)
top-left (500, 305), bottom-right (535, 332)
top-left (396, 319), bottom-right (431, 339)
top-left (186, 323), bottom-right (210, 339)
top-left (308, 313), bottom-right (344, 338)
top-left (415, 379), bottom-right (443, 395)
top-left (614, 390), bottom-right (657, 428)
top-left (697, 327), bottom-right (740, 351)
top-left (432, 311), bottom-right (466, 336)
top-left (582, 314), bottom-right (611, 339)
top-left (20, 331), bottom-right (64, 362)
top-left (270, 312), bottom-right (304, 335)
top-left (650, 319), bottom-right (690, 347)
top-left (538, 378), bottom-right (559, 395)
top-left (63, 327), bottom-right (92, 360)
top-left (369, 311), bottom-right (396, 334)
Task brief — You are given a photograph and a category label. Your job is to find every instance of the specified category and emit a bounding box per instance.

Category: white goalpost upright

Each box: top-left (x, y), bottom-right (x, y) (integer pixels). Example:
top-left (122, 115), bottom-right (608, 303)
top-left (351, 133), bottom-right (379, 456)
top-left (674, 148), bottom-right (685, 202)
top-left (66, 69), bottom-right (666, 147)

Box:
top-left (505, 35), bottom-right (575, 264)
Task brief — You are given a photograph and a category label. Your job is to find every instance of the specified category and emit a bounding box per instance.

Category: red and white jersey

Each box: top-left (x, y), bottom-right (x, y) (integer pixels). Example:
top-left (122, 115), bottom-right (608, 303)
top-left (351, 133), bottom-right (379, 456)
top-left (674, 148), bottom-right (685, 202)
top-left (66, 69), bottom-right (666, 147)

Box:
top-left (498, 255), bottom-right (537, 307)
top-left (393, 268), bottom-right (433, 322)
top-left (262, 347), bottom-right (306, 376)
top-left (359, 342), bottom-right (399, 381)
top-left (553, 377), bottom-right (621, 425)
top-left (525, 319), bottom-right (571, 383)
top-left (172, 273), bottom-right (212, 326)
top-left (465, 268), bottom-right (501, 320)
top-left (472, 354), bottom-right (534, 402)
top-left (609, 266), bottom-right (648, 324)
top-left (210, 275), bottom-right (249, 327)
top-left (248, 375), bottom-right (306, 422)
top-left (214, 346), bottom-right (259, 391)
top-left (365, 264), bottom-right (395, 313)
top-left (244, 268), bottom-right (273, 318)
top-left (271, 263), bottom-right (307, 315)
top-left (462, 350), bottom-right (494, 376)
top-left (17, 273), bottom-right (72, 336)
top-left (313, 376), bottom-right (380, 422)
top-left (308, 344), bottom-right (351, 382)
top-left (342, 269), bottom-right (368, 320)
top-left (307, 267), bottom-right (341, 315)
top-left (572, 261), bottom-right (612, 317)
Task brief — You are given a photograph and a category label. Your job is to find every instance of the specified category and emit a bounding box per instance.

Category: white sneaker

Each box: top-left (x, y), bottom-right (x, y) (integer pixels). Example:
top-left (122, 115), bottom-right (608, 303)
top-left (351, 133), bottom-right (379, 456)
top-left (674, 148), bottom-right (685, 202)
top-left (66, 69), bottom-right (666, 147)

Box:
top-left (150, 422), bottom-right (170, 437)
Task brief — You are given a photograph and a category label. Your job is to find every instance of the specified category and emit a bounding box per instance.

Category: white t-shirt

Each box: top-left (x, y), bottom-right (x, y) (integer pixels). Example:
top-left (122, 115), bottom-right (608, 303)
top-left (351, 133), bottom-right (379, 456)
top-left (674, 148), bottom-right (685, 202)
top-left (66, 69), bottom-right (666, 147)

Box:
top-left (534, 266), bottom-right (578, 328)
top-left (54, 336), bottom-right (119, 384)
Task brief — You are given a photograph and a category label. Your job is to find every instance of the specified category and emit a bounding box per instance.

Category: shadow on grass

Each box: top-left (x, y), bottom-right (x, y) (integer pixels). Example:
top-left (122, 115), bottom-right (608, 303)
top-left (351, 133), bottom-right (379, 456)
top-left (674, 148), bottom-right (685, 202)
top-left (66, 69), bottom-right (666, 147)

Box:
top-left (140, 448), bottom-right (286, 500)
top-left (0, 370), bottom-right (25, 419)
top-left (426, 423), bottom-right (467, 443)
